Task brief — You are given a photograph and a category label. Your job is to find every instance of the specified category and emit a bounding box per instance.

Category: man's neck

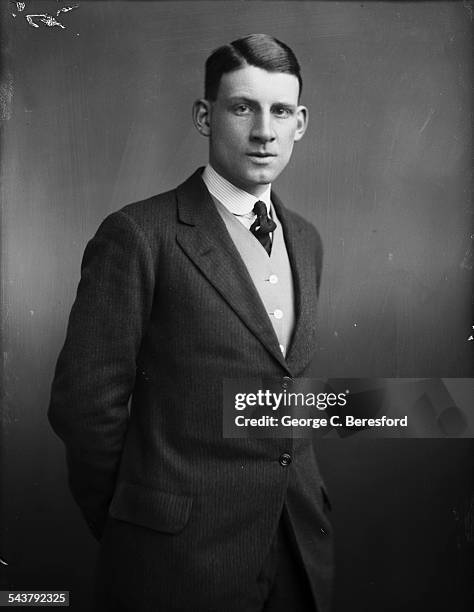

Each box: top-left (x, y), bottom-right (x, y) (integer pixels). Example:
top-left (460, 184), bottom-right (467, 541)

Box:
top-left (206, 162), bottom-right (272, 200)
top-left (202, 165), bottom-right (272, 217)
top-left (207, 164), bottom-right (271, 199)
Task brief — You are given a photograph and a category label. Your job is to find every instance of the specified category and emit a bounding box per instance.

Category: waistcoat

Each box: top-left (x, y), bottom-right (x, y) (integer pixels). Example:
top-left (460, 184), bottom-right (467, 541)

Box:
top-left (213, 198), bottom-right (296, 357)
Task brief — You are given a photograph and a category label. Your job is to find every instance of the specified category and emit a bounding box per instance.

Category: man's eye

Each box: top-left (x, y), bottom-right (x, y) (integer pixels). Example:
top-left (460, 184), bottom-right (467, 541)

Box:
top-left (234, 104), bottom-right (251, 114)
top-left (274, 107), bottom-right (291, 118)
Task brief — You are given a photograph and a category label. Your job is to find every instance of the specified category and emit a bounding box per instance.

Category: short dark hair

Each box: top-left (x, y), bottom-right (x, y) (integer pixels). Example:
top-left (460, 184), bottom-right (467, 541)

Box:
top-left (205, 33), bottom-right (302, 101)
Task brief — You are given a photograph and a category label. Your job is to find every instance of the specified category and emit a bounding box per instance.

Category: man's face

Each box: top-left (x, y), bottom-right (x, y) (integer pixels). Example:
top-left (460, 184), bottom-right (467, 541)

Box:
top-left (194, 64), bottom-right (308, 196)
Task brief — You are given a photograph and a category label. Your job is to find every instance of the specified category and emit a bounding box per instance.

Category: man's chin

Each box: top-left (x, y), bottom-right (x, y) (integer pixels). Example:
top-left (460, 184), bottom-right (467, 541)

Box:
top-left (245, 168), bottom-right (281, 187)
top-left (221, 166), bottom-right (284, 194)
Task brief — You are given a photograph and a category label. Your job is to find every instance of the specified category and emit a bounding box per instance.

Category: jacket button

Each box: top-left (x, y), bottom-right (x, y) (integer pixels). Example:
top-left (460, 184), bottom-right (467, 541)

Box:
top-left (279, 453), bottom-right (292, 466)
top-left (320, 527), bottom-right (327, 536)
top-left (281, 376), bottom-right (293, 390)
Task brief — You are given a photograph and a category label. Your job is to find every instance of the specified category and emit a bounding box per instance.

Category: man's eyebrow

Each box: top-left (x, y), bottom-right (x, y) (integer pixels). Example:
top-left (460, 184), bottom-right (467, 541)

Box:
top-left (226, 96), bottom-right (297, 109)
top-left (271, 102), bottom-right (297, 110)
top-left (227, 96), bottom-right (257, 105)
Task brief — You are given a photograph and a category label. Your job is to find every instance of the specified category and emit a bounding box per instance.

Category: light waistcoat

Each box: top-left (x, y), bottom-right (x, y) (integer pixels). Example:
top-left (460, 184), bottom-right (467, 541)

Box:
top-left (212, 197), bottom-right (296, 357)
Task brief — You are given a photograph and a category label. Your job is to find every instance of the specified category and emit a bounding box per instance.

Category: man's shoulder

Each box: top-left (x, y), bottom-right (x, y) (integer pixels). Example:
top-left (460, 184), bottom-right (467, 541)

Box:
top-left (118, 186), bottom-right (178, 225)
top-left (275, 197), bottom-right (323, 251)
top-left (109, 168), bottom-right (204, 229)
top-left (98, 169), bottom-right (199, 239)
top-left (284, 206), bottom-right (318, 231)
top-left (89, 188), bottom-right (177, 255)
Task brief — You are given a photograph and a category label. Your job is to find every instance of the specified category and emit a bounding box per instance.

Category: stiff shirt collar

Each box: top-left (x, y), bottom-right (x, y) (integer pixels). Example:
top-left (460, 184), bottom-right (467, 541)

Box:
top-left (202, 164), bottom-right (272, 217)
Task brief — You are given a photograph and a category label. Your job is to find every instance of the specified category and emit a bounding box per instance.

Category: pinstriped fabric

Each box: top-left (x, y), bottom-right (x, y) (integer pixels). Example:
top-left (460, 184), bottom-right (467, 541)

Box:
top-left (49, 169), bottom-right (332, 612)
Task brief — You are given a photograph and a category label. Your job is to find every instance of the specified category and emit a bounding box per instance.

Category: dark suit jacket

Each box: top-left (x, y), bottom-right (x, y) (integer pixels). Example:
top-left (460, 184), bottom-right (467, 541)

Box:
top-left (49, 168), bottom-right (333, 611)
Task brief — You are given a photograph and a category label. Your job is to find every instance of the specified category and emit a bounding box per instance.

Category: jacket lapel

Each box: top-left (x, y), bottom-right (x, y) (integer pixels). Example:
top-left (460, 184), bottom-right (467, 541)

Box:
top-left (272, 193), bottom-right (320, 375)
top-left (175, 169), bottom-right (291, 373)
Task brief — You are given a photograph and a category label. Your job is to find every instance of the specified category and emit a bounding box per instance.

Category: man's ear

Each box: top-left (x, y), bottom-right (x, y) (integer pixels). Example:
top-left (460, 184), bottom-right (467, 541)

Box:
top-left (293, 105), bottom-right (309, 142)
top-left (192, 99), bottom-right (211, 137)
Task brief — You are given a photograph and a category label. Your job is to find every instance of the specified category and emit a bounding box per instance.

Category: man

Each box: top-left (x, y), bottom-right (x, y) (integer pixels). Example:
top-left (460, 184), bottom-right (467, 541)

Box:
top-left (49, 34), bottom-right (333, 611)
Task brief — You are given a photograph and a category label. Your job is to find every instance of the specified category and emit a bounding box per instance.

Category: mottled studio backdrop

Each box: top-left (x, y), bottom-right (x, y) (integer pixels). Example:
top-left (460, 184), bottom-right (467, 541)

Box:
top-left (0, 2), bottom-right (472, 611)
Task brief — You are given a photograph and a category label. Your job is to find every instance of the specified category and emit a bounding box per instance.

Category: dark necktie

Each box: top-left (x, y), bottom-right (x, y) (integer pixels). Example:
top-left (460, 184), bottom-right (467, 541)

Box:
top-left (250, 200), bottom-right (276, 255)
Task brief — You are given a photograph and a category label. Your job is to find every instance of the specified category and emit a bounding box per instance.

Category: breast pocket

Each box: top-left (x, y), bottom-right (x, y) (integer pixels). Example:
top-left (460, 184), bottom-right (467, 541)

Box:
top-left (109, 481), bottom-right (193, 534)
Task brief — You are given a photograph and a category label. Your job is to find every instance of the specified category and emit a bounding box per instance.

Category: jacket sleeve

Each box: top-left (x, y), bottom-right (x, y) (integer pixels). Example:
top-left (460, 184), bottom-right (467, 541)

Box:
top-left (48, 209), bottom-right (155, 540)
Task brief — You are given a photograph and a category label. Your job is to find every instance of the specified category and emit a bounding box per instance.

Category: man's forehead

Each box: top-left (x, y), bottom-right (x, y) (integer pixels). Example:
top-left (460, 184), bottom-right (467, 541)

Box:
top-left (217, 65), bottom-right (300, 103)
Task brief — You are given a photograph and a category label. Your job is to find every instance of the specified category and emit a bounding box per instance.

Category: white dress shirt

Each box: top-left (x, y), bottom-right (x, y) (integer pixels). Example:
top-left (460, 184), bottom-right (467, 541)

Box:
top-left (202, 164), bottom-right (272, 230)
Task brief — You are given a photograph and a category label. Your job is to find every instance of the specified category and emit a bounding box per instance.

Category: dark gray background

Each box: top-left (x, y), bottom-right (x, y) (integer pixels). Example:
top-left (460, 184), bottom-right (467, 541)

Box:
top-left (1, 1), bottom-right (472, 610)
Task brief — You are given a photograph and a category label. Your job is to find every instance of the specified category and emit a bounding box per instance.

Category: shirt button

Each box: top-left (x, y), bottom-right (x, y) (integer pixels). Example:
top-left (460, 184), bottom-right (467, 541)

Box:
top-left (279, 344), bottom-right (285, 354)
top-left (273, 309), bottom-right (283, 320)
top-left (279, 453), bottom-right (292, 466)
top-left (269, 274), bottom-right (278, 284)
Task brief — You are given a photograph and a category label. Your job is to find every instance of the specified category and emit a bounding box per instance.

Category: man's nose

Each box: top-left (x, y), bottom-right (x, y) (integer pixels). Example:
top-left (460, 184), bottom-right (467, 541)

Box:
top-left (250, 112), bottom-right (276, 143)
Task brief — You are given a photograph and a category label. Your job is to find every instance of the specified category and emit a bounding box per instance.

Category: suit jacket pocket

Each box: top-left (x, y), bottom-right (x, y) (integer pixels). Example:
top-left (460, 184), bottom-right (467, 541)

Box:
top-left (109, 481), bottom-right (193, 534)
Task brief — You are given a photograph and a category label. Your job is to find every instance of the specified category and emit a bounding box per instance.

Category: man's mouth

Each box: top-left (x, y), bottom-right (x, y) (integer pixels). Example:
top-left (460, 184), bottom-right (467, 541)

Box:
top-left (247, 152), bottom-right (276, 164)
